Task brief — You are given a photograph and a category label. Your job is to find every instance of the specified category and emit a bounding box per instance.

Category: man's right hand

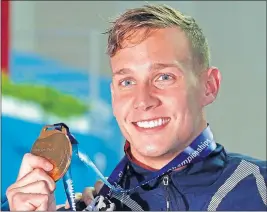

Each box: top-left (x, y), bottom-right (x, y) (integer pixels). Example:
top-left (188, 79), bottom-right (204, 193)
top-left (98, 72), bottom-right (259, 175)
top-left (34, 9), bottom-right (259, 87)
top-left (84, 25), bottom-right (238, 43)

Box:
top-left (61, 180), bottom-right (104, 210)
top-left (6, 153), bottom-right (56, 211)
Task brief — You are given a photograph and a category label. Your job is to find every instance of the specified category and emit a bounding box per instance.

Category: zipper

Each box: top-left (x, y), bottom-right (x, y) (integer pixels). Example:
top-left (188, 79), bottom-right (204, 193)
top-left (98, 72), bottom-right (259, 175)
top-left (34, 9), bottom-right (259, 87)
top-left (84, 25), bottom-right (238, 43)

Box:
top-left (162, 175), bottom-right (170, 211)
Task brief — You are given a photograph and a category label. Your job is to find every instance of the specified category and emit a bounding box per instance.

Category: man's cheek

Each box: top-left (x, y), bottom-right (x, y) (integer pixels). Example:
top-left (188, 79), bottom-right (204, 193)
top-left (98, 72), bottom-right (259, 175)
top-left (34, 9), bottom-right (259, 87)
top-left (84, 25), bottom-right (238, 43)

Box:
top-left (114, 103), bottom-right (128, 120)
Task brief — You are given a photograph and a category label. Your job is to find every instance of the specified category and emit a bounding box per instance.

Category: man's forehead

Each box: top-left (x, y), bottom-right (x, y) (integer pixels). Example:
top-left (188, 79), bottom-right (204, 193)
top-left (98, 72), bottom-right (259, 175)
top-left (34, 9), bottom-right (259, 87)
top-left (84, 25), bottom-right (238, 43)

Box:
top-left (110, 27), bottom-right (191, 72)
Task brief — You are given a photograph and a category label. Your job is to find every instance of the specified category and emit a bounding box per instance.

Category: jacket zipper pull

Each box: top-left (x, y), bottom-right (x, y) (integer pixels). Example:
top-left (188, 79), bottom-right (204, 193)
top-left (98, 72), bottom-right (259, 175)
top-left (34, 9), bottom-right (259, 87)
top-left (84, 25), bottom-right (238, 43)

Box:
top-left (163, 175), bottom-right (170, 211)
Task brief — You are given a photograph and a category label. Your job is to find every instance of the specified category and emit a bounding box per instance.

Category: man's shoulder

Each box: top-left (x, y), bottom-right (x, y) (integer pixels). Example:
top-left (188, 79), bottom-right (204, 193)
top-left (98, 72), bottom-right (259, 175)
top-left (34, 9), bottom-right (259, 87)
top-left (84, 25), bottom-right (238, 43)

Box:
top-left (205, 149), bottom-right (267, 210)
top-left (225, 151), bottom-right (267, 178)
top-left (226, 151), bottom-right (266, 168)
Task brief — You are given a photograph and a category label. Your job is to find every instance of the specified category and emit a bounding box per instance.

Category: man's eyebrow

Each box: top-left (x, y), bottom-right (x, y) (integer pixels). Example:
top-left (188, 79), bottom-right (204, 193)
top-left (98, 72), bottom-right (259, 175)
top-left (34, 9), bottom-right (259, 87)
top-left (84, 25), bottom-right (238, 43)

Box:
top-left (149, 63), bottom-right (182, 71)
top-left (112, 62), bottom-right (184, 76)
top-left (112, 68), bottom-right (132, 76)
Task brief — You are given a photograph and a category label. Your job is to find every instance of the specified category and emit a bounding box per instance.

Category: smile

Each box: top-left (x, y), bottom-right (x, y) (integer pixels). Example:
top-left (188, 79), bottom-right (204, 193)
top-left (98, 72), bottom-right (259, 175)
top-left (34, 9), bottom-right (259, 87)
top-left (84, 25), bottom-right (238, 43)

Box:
top-left (133, 117), bottom-right (171, 129)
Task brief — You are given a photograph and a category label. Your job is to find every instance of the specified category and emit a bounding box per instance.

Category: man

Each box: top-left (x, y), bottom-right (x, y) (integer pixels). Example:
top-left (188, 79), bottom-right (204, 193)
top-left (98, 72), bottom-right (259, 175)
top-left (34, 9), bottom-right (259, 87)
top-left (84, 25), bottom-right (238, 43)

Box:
top-left (6, 4), bottom-right (267, 211)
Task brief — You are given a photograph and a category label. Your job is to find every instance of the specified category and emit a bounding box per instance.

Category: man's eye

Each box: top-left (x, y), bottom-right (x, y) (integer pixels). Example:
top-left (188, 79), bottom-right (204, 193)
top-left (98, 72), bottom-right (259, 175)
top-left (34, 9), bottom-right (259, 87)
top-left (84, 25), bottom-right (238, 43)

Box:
top-left (157, 74), bottom-right (173, 81)
top-left (120, 79), bottom-right (136, 87)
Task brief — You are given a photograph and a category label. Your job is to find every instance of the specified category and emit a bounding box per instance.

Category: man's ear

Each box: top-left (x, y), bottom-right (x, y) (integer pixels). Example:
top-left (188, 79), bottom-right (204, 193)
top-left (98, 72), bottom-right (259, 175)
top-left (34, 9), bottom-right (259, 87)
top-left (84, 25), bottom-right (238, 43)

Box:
top-left (202, 67), bottom-right (222, 106)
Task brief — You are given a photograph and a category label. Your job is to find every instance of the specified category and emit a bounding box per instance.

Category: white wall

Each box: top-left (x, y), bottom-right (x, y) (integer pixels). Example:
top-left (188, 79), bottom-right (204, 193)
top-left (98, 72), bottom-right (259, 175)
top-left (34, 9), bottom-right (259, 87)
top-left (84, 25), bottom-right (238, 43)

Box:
top-left (11, 1), bottom-right (36, 52)
top-left (194, 1), bottom-right (266, 159)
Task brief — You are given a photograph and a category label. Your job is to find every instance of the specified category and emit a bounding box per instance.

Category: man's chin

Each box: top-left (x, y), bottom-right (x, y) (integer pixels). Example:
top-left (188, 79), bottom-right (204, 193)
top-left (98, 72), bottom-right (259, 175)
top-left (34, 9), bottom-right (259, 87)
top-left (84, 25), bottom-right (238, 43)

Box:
top-left (136, 146), bottom-right (168, 158)
top-left (132, 147), bottom-right (177, 169)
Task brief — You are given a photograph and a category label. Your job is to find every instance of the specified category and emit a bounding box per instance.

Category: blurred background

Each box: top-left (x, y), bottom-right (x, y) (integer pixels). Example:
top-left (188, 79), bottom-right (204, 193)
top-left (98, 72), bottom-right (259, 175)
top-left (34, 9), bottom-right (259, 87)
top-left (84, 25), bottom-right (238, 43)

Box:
top-left (1, 0), bottom-right (266, 207)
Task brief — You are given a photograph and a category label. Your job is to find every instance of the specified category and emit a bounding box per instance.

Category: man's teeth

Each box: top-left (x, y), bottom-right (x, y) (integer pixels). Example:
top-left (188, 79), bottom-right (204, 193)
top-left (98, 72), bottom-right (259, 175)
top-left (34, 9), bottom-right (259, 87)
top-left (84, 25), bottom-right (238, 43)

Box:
top-left (136, 118), bottom-right (169, 129)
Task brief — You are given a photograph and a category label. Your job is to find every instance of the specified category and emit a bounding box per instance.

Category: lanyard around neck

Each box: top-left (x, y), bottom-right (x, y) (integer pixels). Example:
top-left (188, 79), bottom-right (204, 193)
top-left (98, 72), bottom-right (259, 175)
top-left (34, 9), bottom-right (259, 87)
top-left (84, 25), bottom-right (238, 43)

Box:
top-left (99, 125), bottom-right (217, 197)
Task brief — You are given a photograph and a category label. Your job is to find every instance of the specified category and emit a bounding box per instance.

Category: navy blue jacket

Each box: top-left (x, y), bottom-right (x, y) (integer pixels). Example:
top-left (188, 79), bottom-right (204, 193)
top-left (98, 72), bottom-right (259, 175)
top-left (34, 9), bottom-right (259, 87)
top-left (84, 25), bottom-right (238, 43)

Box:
top-left (5, 144), bottom-right (266, 211)
top-left (109, 144), bottom-right (267, 211)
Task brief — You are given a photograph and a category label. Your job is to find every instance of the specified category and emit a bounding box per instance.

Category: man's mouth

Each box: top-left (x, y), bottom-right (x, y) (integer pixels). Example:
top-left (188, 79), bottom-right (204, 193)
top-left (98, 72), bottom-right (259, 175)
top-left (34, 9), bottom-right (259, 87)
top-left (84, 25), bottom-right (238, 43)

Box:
top-left (132, 117), bottom-right (171, 129)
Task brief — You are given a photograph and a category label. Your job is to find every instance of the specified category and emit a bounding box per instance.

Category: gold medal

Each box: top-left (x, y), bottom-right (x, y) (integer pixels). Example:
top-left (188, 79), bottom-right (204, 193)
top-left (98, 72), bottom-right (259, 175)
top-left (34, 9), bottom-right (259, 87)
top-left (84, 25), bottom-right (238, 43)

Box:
top-left (31, 125), bottom-right (72, 181)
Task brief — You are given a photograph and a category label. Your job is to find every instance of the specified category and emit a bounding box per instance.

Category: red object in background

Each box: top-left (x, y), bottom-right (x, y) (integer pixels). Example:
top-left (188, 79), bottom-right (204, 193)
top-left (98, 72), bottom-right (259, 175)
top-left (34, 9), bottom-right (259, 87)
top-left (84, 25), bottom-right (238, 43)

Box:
top-left (1, 0), bottom-right (10, 75)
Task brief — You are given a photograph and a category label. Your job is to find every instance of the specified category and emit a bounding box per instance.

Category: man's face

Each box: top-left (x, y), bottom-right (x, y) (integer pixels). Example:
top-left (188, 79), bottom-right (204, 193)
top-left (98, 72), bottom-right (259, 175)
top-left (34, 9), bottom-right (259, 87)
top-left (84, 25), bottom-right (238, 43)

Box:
top-left (110, 27), bottom-right (219, 160)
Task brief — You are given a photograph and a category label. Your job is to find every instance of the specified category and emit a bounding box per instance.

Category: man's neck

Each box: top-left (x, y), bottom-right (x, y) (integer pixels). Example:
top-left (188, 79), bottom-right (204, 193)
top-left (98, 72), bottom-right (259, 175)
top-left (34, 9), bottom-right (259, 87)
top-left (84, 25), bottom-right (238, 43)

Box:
top-left (129, 149), bottom-right (185, 171)
top-left (126, 121), bottom-right (207, 170)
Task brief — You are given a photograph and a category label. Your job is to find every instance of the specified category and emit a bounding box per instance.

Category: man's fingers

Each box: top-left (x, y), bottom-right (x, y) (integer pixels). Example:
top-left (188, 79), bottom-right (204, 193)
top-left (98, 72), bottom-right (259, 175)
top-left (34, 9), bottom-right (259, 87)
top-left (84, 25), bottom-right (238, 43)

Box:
top-left (94, 180), bottom-right (104, 194)
top-left (11, 192), bottom-right (36, 211)
top-left (82, 187), bottom-right (96, 205)
top-left (64, 180), bottom-right (105, 209)
top-left (35, 201), bottom-right (48, 211)
top-left (8, 168), bottom-right (55, 193)
top-left (17, 153), bottom-right (53, 181)
top-left (7, 180), bottom-right (50, 201)
top-left (36, 193), bottom-right (55, 211)
top-left (11, 192), bottom-right (50, 211)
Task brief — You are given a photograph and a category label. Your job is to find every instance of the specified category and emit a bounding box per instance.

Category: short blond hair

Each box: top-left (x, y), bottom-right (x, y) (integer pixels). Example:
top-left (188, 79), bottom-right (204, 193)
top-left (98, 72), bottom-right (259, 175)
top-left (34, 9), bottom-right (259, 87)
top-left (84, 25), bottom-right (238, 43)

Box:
top-left (106, 4), bottom-right (210, 71)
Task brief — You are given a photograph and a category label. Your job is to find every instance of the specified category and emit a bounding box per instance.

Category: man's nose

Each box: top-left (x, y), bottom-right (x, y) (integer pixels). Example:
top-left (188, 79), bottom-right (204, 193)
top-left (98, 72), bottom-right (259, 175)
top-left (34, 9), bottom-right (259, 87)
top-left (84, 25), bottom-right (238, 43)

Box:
top-left (133, 85), bottom-right (161, 111)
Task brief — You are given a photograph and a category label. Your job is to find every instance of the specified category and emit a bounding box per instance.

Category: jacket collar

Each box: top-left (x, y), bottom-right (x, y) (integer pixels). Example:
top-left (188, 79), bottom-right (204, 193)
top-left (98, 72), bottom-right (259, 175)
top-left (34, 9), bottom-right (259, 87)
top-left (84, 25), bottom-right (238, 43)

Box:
top-left (124, 141), bottom-right (227, 190)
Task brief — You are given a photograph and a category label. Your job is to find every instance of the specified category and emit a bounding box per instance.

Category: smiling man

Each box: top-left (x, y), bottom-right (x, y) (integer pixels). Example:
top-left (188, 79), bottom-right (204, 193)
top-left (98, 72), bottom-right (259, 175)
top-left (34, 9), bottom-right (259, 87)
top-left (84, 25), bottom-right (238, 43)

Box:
top-left (6, 4), bottom-right (267, 211)
top-left (110, 25), bottom-right (215, 171)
